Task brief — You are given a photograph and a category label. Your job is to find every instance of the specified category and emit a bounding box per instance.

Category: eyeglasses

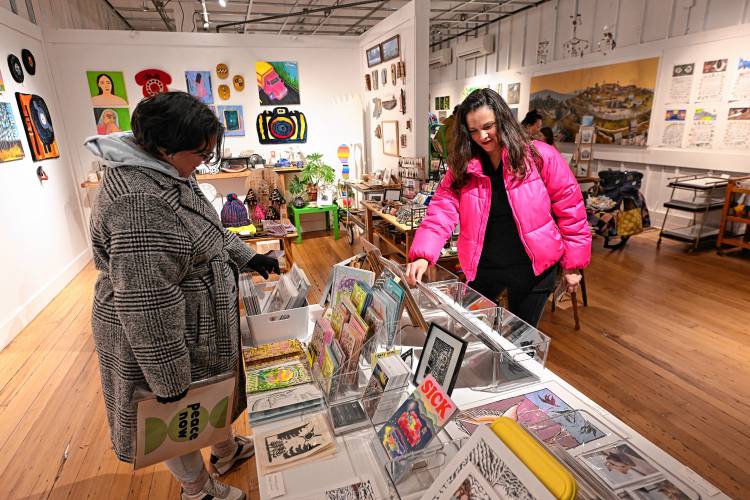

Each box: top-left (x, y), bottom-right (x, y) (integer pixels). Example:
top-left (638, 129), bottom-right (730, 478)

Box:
top-left (195, 149), bottom-right (215, 162)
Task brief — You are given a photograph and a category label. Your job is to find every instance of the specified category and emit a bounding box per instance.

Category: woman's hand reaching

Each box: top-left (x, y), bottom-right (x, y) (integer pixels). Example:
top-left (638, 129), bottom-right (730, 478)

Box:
top-left (405, 259), bottom-right (429, 286)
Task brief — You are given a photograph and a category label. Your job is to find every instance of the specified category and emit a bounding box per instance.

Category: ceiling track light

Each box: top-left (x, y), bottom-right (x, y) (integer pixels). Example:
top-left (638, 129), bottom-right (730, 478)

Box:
top-left (201, 0), bottom-right (210, 30)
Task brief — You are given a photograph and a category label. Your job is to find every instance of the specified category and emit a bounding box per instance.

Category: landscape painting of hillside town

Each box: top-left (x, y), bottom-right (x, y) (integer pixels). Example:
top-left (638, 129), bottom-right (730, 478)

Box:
top-left (529, 58), bottom-right (659, 146)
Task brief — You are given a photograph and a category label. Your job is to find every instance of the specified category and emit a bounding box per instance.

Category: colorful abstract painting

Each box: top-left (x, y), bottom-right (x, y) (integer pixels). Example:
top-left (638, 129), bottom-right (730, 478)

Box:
top-left (185, 70), bottom-right (214, 104)
top-left (256, 61), bottom-right (300, 106)
top-left (218, 105), bottom-right (244, 137)
top-left (0, 102), bottom-right (24, 162)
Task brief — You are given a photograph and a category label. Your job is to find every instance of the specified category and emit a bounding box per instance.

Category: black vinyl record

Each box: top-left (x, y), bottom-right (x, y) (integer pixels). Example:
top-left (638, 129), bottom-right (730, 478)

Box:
top-left (21, 49), bottom-right (35, 75)
top-left (29, 95), bottom-right (55, 146)
top-left (8, 54), bottom-right (23, 83)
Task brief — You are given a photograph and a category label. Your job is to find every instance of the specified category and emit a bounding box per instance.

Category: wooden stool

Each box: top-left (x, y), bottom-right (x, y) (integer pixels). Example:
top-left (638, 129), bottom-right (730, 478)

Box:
top-left (550, 269), bottom-right (587, 330)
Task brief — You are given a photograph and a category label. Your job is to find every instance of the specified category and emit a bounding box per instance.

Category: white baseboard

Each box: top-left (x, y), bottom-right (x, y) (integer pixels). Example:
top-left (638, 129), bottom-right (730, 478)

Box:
top-left (0, 248), bottom-right (92, 351)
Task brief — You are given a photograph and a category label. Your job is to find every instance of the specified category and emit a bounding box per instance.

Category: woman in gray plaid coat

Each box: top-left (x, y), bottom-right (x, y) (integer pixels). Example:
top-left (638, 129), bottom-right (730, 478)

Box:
top-left (86, 92), bottom-right (279, 500)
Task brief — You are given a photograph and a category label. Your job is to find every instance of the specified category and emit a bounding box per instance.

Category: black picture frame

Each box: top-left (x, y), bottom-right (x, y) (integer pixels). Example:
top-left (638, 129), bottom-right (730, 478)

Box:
top-left (414, 322), bottom-right (467, 395)
top-left (366, 45), bottom-right (383, 68)
top-left (381, 34), bottom-right (401, 63)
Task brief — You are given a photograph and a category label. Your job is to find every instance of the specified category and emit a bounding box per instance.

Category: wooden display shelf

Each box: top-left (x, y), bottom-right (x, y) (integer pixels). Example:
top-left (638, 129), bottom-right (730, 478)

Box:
top-left (80, 167), bottom-right (302, 189)
top-left (717, 175), bottom-right (750, 253)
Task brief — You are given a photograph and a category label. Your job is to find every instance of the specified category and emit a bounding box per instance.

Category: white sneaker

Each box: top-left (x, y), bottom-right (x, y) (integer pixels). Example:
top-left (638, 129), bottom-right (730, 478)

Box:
top-left (210, 435), bottom-right (255, 475)
top-left (181, 476), bottom-right (245, 500)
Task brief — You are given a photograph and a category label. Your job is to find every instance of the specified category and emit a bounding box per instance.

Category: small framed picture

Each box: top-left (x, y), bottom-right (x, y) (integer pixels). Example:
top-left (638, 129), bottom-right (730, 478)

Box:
top-left (627, 478), bottom-right (694, 500)
top-left (414, 322), bottom-right (468, 395)
top-left (384, 188), bottom-right (402, 201)
top-left (366, 45), bottom-right (382, 67)
top-left (579, 145), bottom-right (592, 161)
top-left (579, 443), bottom-right (660, 490)
top-left (580, 125), bottom-right (595, 144)
top-left (382, 120), bottom-right (400, 157)
top-left (380, 34), bottom-right (401, 62)
top-left (364, 191), bottom-right (384, 202)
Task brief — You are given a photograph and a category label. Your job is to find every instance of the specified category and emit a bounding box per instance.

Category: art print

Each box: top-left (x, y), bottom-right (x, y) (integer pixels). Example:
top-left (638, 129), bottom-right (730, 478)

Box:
top-left (0, 102), bottom-right (25, 162)
top-left (260, 414), bottom-right (334, 471)
top-left (627, 479), bottom-right (694, 500)
top-left (381, 35), bottom-right (400, 62)
top-left (366, 45), bottom-right (382, 67)
top-left (731, 57), bottom-right (750, 101)
top-left (507, 83), bottom-right (520, 105)
top-left (668, 63), bottom-right (694, 104)
top-left (580, 443), bottom-right (660, 489)
top-left (15, 92), bottom-right (59, 161)
top-left (87, 71), bottom-right (129, 107)
top-left (454, 387), bottom-right (605, 449)
top-left (218, 105), bottom-right (244, 136)
top-left (245, 360), bottom-right (312, 393)
top-left (93, 107), bottom-right (131, 135)
top-left (330, 400), bottom-right (368, 429)
top-left (323, 477), bottom-right (377, 500)
top-left (414, 322), bottom-right (467, 395)
top-left (696, 59), bottom-right (728, 102)
top-left (444, 463), bottom-right (500, 499)
top-left (256, 61), bottom-right (300, 105)
top-left (247, 384), bottom-right (321, 413)
top-left (185, 70), bottom-right (213, 104)
top-left (579, 126), bottom-right (595, 143)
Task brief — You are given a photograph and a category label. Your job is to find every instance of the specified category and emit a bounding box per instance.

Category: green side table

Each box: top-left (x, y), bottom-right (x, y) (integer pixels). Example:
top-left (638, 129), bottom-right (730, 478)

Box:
top-left (288, 204), bottom-right (339, 243)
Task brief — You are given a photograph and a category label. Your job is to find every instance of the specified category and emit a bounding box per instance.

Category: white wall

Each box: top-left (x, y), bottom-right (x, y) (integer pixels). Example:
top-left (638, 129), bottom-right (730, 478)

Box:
top-left (44, 29), bottom-right (364, 229)
top-left (359, 0), bottom-right (429, 177)
top-left (430, 0), bottom-right (750, 227)
top-left (0, 8), bottom-right (90, 349)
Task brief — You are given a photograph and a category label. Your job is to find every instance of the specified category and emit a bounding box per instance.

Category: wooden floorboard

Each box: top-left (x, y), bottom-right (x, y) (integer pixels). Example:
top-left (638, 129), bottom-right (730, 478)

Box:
top-left (0, 229), bottom-right (748, 498)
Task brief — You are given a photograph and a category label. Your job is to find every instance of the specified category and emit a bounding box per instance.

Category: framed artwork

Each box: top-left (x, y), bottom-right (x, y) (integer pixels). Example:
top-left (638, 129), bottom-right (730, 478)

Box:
top-left (579, 125), bottom-right (595, 144)
top-left (384, 188), bottom-right (402, 201)
top-left (256, 61), bottom-right (300, 106)
top-left (185, 70), bottom-right (213, 104)
top-left (507, 82), bottom-right (520, 105)
top-left (371, 70), bottom-right (379, 90)
top-left (218, 105), bottom-right (245, 136)
top-left (578, 144), bottom-right (592, 161)
top-left (86, 71), bottom-right (129, 107)
top-left (414, 322), bottom-right (467, 395)
top-left (381, 120), bottom-right (399, 157)
top-left (15, 93), bottom-right (59, 161)
top-left (0, 102), bottom-right (24, 162)
top-left (93, 107), bottom-right (131, 135)
top-left (627, 478), bottom-right (694, 500)
top-left (364, 191), bottom-right (384, 202)
top-left (579, 443), bottom-right (660, 489)
top-left (366, 45), bottom-right (382, 67)
top-left (380, 35), bottom-right (400, 62)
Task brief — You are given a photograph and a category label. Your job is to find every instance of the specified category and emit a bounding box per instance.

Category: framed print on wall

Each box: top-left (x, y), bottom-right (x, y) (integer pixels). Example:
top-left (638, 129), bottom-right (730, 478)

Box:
top-left (382, 120), bottom-right (399, 157)
top-left (414, 322), bottom-right (468, 395)
top-left (380, 34), bottom-right (401, 63)
top-left (366, 45), bottom-right (382, 68)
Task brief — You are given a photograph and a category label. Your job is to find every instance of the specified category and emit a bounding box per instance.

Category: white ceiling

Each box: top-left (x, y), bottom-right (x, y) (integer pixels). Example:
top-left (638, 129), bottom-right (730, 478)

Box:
top-left (104, 0), bottom-right (547, 42)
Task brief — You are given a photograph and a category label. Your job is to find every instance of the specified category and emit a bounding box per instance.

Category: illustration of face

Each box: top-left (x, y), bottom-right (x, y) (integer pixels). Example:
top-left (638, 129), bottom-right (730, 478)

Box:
top-left (233, 75), bottom-right (244, 91)
top-left (98, 75), bottom-right (114, 95)
top-left (102, 110), bottom-right (116, 124)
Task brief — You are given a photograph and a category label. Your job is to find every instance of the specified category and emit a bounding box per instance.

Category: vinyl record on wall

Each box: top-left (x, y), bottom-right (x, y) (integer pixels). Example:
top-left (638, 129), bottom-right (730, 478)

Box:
top-left (7, 54), bottom-right (23, 83)
top-left (21, 49), bottom-right (35, 76)
top-left (15, 92), bottom-right (60, 161)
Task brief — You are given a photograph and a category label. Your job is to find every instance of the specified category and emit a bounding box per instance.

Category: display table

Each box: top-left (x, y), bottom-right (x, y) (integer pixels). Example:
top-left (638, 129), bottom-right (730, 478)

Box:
top-left (251, 303), bottom-right (727, 500)
top-left (288, 203), bottom-right (339, 243)
top-left (239, 221), bottom-right (297, 268)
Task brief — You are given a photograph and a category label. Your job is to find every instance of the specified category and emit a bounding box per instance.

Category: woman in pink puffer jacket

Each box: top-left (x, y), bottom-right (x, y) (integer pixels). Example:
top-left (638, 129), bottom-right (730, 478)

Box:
top-left (406, 89), bottom-right (591, 327)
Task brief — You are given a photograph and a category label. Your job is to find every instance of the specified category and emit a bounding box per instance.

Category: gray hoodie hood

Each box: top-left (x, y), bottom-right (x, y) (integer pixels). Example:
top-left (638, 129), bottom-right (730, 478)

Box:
top-left (84, 131), bottom-right (184, 180)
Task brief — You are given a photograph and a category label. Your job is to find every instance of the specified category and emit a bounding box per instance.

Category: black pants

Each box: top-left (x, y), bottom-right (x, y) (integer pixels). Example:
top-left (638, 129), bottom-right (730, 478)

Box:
top-left (468, 264), bottom-right (557, 328)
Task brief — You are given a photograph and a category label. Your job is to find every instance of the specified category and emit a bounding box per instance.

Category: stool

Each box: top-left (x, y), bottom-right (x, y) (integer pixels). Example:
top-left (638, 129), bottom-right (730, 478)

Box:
top-left (288, 204), bottom-right (339, 243)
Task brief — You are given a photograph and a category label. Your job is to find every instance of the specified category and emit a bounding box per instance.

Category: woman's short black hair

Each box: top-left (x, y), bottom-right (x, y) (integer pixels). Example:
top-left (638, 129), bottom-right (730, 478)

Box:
top-left (131, 91), bottom-right (224, 166)
top-left (540, 126), bottom-right (554, 145)
top-left (521, 109), bottom-right (543, 127)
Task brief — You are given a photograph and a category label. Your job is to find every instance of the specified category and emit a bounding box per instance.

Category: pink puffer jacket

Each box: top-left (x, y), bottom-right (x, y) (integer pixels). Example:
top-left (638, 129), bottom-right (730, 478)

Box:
top-left (409, 141), bottom-right (591, 282)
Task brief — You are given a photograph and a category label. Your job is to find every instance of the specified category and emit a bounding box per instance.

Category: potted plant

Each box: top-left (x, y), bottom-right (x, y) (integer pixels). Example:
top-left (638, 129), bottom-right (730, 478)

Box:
top-left (288, 175), bottom-right (307, 208)
top-left (301, 152), bottom-right (336, 202)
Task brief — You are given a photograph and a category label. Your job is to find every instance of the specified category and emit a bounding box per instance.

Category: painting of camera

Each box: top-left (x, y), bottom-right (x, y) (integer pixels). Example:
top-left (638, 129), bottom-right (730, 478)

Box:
top-left (256, 106), bottom-right (307, 144)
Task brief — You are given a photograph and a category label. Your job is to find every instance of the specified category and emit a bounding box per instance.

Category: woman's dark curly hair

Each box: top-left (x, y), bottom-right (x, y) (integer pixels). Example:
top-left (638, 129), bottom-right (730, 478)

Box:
top-left (131, 91), bottom-right (223, 166)
top-left (449, 88), bottom-right (541, 189)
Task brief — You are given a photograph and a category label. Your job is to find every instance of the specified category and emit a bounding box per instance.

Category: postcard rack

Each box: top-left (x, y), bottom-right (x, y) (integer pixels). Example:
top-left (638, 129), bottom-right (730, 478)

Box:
top-left (521, 410), bottom-right (703, 500)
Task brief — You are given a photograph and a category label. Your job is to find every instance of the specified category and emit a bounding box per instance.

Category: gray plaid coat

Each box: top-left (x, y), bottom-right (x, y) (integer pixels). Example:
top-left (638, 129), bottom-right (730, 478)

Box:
top-left (90, 165), bottom-right (255, 463)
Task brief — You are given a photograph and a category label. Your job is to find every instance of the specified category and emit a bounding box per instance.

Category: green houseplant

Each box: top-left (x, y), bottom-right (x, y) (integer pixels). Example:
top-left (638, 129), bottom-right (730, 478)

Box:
top-left (301, 152), bottom-right (336, 202)
top-left (288, 175), bottom-right (307, 208)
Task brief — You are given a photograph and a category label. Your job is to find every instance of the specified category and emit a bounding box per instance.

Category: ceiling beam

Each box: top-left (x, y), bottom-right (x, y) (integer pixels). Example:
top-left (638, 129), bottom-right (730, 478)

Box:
top-left (341, 0), bottom-right (385, 35)
top-left (243, 0), bottom-right (254, 33)
top-left (151, 0), bottom-right (175, 31)
top-left (101, 0), bottom-right (135, 30)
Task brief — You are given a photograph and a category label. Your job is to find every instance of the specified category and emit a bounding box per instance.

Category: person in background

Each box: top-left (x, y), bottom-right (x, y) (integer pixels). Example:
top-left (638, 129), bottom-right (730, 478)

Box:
top-left (521, 109), bottom-right (544, 140)
top-left (540, 126), bottom-right (555, 147)
top-left (86, 92), bottom-right (280, 500)
top-left (405, 89), bottom-right (590, 327)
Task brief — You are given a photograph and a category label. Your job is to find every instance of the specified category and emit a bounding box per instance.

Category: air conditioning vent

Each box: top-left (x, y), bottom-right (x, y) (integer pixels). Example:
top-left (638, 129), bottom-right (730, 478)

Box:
top-left (455, 34), bottom-right (495, 58)
top-left (429, 47), bottom-right (453, 67)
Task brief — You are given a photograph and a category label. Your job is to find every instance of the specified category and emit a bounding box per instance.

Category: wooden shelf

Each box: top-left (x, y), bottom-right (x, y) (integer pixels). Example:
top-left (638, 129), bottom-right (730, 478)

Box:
top-left (726, 215), bottom-right (750, 225)
top-left (80, 167), bottom-right (302, 189)
top-left (717, 176), bottom-right (750, 252)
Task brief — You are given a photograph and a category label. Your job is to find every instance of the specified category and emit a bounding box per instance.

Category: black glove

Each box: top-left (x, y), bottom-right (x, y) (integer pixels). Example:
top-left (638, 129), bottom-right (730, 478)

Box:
top-left (247, 253), bottom-right (280, 279)
top-left (156, 388), bottom-right (188, 404)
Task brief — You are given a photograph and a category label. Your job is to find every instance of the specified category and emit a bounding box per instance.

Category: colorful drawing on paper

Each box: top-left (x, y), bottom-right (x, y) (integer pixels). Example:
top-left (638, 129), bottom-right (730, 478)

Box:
top-left (93, 107), bottom-right (131, 135)
top-left (0, 102), bottom-right (25, 162)
top-left (461, 85), bottom-right (486, 102)
top-left (218, 105), bottom-right (245, 137)
top-left (15, 93), bottom-right (59, 161)
top-left (86, 71), bottom-right (129, 107)
top-left (256, 61), bottom-right (300, 106)
top-left (185, 71), bottom-right (214, 104)
top-left (454, 387), bottom-right (605, 450)
top-left (665, 109), bottom-right (686, 121)
top-left (530, 57), bottom-right (659, 145)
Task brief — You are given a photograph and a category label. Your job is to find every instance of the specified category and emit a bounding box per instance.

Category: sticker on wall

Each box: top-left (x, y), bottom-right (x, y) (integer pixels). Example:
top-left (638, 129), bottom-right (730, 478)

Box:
top-left (7, 54), bottom-right (23, 83)
top-left (21, 49), bottom-right (35, 76)
top-left (233, 75), bottom-right (244, 91)
top-left (216, 63), bottom-right (229, 79)
top-left (93, 108), bottom-right (131, 135)
top-left (87, 71), bottom-right (129, 107)
top-left (256, 61), bottom-right (300, 106)
top-left (0, 102), bottom-right (25, 162)
top-left (15, 92), bottom-right (59, 161)
top-left (256, 106), bottom-right (307, 144)
top-left (185, 71), bottom-right (213, 104)
top-left (218, 105), bottom-right (245, 136)
top-left (135, 69), bottom-right (172, 97)
top-left (218, 84), bottom-right (230, 100)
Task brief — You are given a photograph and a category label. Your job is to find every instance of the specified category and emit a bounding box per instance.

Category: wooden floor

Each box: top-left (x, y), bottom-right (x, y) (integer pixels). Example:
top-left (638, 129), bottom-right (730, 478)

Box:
top-left (0, 229), bottom-right (748, 499)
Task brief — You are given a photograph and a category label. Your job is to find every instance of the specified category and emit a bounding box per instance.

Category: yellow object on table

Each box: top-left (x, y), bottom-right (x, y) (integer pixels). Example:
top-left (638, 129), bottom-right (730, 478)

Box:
top-left (226, 224), bottom-right (256, 237)
top-left (490, 417), bottom-right (577, 500)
